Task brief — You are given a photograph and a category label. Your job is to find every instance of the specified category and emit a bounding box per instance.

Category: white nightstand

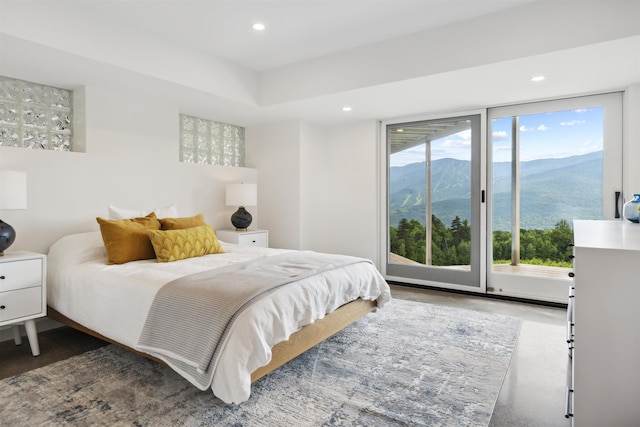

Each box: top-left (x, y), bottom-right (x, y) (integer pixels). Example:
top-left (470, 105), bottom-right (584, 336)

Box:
top-left (0, 251), bottom-right (47, 356)
top-left (216, 229), bottom-right (269, 248)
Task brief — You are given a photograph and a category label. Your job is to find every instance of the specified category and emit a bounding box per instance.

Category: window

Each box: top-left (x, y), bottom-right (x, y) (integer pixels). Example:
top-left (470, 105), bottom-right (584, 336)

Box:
top-left (0, 76), bottom-right (73, 151)
top-left (179, 114), bottom-right (245, 167)
top-left (486, 92), bottom-right (622, 302)
top-left (381, 92), bottom-right (622, 303)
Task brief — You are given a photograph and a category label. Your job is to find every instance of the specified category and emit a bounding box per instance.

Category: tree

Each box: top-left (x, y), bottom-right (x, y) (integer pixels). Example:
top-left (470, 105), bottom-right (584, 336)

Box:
top-left (549, 219), bottom-right (574, 262)
top-left (390, 215), bottom-right (573, 269)
top-left (451, 216), bottom-right (463, 245)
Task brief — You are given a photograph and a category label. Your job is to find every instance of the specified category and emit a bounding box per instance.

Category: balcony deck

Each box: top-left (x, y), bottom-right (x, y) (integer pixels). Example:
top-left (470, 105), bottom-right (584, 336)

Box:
top-left (389, 252), bottom-right (571, 280)
top-left (491, 263), bottom-right (570, 280)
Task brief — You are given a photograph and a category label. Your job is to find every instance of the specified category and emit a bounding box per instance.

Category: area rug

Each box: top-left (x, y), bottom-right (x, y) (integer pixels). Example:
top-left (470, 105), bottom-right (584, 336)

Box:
top-left (0, 299), bottom-right (521, 426)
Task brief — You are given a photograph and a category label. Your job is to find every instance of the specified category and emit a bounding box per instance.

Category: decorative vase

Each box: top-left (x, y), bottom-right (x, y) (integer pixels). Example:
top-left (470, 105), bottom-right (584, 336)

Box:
top-left (623, 194), bottom-right (640, 223)
top-left (0, 220), bottom-right (17, 255)
top-left (231, 206), bottom-right (253, 230)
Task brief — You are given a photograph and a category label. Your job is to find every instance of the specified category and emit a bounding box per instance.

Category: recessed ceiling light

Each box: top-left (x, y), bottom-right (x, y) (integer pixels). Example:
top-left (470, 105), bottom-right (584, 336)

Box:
top-left (342, 106), bottom-right (352, 112)
top-left (252, 23), bottom-right (266, 31)
top-left (531, 75), bottom-right (546, 82)
top-left (397, 129), bottom-right (404, 132)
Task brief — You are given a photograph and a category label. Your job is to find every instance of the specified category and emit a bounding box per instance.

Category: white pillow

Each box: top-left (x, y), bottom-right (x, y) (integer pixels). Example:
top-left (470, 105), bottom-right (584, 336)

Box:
top-left (108, 202), bottom-right (179, 220)
top-left (153, 203), bottom-right (179, 218)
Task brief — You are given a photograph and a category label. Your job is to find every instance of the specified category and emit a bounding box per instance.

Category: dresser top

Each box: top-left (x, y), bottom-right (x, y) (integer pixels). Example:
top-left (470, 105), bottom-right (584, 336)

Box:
top-left (573, 220), bottom-right (640, 251)
top-left (0, 250), bottom-right (46, 262)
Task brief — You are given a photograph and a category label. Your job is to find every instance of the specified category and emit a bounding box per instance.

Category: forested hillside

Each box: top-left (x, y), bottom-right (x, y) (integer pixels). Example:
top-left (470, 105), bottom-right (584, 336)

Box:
top-left (389, 151), bottom-right (602, 230)
top-left (390, 217), bottom-right (574, 267)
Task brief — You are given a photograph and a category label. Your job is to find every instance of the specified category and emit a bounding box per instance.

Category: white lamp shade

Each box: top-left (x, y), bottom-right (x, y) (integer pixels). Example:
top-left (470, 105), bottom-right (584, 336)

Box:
top-left (226, 183), bottom-right (257, 207)
top-left (0, 171), bottom-right (27, 210)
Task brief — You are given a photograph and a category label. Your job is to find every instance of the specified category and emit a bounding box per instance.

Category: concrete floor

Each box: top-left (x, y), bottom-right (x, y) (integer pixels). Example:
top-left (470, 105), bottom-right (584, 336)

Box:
top-left (0, 324), bottom-right (108, 380)
top-left (0, 285), bottom-right (570, 426)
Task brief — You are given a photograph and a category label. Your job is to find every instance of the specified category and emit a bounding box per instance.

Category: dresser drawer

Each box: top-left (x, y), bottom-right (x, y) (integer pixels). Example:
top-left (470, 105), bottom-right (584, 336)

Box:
top-left (237, 232), bottom-right (268, 247)
top-left (0, 259), bottom-right (43, 292)
top-left (0, 286), bottom-right (42, 322)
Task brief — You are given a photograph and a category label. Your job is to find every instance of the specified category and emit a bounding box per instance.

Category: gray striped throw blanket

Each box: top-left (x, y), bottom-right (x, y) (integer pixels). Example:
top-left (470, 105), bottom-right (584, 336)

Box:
top-left (136, 251), bottom-right (370, 391)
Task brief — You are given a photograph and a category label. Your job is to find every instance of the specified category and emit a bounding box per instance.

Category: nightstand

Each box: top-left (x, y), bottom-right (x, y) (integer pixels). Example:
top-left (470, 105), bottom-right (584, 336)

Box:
top-left (216, 229), bottom-right (269, 248)
top-left (0, 251), bottom-right (47, 356)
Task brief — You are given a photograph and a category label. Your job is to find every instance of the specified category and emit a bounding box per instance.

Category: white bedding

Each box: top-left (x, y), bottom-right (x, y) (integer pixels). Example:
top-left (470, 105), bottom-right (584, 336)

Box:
top-left (47, 231), bottom-right (391, 404)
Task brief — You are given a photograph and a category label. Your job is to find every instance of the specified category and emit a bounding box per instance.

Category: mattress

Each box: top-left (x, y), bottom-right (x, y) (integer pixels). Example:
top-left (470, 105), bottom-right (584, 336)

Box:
top-left (46, 231), bottom-right (391, 403)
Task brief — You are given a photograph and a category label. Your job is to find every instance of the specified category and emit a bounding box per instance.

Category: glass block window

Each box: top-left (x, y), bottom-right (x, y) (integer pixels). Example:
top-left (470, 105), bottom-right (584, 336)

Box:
top-left (0, 76), bottom-right (73, 151)
top-left (179, 114), bottom-right (245, 167)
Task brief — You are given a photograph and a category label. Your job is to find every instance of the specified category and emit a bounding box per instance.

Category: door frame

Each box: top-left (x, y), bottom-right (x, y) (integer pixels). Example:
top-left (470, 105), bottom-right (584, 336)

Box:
top-left (378, 109), bottom-right (487, 294)
top-left (486, 92), bottom-right (623, 303)
top-left (378, 93), bottom-right (623, 303)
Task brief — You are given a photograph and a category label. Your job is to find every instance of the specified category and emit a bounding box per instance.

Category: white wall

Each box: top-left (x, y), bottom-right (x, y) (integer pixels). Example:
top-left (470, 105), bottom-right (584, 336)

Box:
top-left (300, 121), bottom-right (379, 262)
top-left (246, 120), bottom-right (379, 262)
top-left (245, 121), bottom-right (301, 249)
top-left (0, 85), bottom-right (257, 255)
top-left (299, 122), bottom-right (326, 251)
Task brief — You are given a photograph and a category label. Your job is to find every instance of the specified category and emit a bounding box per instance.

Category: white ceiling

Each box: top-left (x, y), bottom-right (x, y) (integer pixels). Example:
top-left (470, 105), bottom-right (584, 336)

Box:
top-left (1, 0), bottom-right (639, 126)
top-left (67, 0), bottom-right (537, 71)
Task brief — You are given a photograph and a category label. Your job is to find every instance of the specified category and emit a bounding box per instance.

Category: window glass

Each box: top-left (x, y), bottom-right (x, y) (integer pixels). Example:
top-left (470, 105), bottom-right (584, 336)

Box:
top-left (179, 114), bottom-right (245, 167)
top-left (0, 76), bottom-right (73, 151)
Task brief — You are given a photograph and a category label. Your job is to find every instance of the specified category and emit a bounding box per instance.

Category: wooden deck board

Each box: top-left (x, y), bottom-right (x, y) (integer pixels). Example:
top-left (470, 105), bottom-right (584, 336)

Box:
top-left (491, 263), bottom-right (570, 279)
top-left (389, 252), bottom-right (570, 279)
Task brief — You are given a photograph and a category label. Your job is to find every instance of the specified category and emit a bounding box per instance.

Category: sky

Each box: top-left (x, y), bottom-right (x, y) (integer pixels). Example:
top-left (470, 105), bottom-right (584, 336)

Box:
top-left (390, 107), bottom-right (604, 167)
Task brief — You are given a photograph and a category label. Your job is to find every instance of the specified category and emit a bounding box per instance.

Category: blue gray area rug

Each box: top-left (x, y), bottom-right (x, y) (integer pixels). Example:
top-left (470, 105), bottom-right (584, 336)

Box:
top-left (0, 299), bottom-right (520, 426)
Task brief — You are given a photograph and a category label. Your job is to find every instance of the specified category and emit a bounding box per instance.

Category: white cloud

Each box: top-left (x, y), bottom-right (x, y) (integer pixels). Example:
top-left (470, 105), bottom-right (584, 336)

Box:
top-left (437, 128), bottom-right (471, 148)
top-left (561, 120), bottom-right (586, 126)
top-left (581, 137), bottom-right (603, 151)
top-left (519, 125), bottom-right (549, 132)
top-left (493, 145), bottom-right (511, 152)
top-left (440, 138), bottom-right (470, 148)
top-left (492, 130), bottom-right (509, 141)
top-left (389, 145), bottom-right (426, 166)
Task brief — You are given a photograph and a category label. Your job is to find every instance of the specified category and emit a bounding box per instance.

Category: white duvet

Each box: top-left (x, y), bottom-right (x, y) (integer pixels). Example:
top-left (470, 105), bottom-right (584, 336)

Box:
top-left (47, 232), bottom-right (391, 404)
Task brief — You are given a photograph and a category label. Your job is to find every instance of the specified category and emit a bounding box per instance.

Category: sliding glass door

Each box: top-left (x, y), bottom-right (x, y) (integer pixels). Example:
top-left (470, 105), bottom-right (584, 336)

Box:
top-left (383, 112), bottom-right (484, 291)
top-left (487, 93), bottom-right (623, 302)
top-left (381, 93), bottom-right (623, 303)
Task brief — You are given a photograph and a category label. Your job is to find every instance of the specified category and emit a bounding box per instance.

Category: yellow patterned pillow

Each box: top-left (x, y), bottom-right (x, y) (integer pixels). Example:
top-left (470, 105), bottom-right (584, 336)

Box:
top-left (147, 224), bottom-right (224, 262)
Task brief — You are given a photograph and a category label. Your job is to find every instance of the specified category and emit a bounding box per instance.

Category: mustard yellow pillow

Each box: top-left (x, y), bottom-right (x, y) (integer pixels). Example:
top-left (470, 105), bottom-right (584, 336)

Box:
top-left (159, 213), bottom-right (206, 230)
top-left (96, 213), bottom-right (160, 264)
top-left (147, 224), bottom-right (224, 263)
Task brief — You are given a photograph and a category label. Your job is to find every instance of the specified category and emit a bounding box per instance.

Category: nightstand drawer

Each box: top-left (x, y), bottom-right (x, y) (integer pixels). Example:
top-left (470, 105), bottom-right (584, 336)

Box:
top-left (0, 258), bottom-right (43, 292)
top-left (217, 230), bottom-right (269, 248)
top-left (237, 233), bottom-right (268, 247)
top-left (0, 286), bottom-right (42, 322)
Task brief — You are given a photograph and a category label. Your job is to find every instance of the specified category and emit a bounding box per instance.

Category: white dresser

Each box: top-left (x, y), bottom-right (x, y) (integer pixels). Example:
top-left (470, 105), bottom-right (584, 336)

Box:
top-left (0, 251), bottom-right (47, 356)
top-left (570, 220), bottom-right (640, 426)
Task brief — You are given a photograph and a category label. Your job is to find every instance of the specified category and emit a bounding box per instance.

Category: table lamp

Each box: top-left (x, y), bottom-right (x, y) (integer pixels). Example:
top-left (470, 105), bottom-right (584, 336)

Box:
top-left (225, 183), bottom-right (257, 231)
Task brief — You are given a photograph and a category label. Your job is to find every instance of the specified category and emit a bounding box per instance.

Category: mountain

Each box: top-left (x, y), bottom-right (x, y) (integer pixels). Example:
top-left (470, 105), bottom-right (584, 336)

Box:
top-left (389, 151), bottom-right (603, 230)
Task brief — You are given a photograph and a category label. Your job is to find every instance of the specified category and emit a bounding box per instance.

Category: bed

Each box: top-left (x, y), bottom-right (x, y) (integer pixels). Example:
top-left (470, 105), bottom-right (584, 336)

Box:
top-left (46, 227), bottom-right (391, 404)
